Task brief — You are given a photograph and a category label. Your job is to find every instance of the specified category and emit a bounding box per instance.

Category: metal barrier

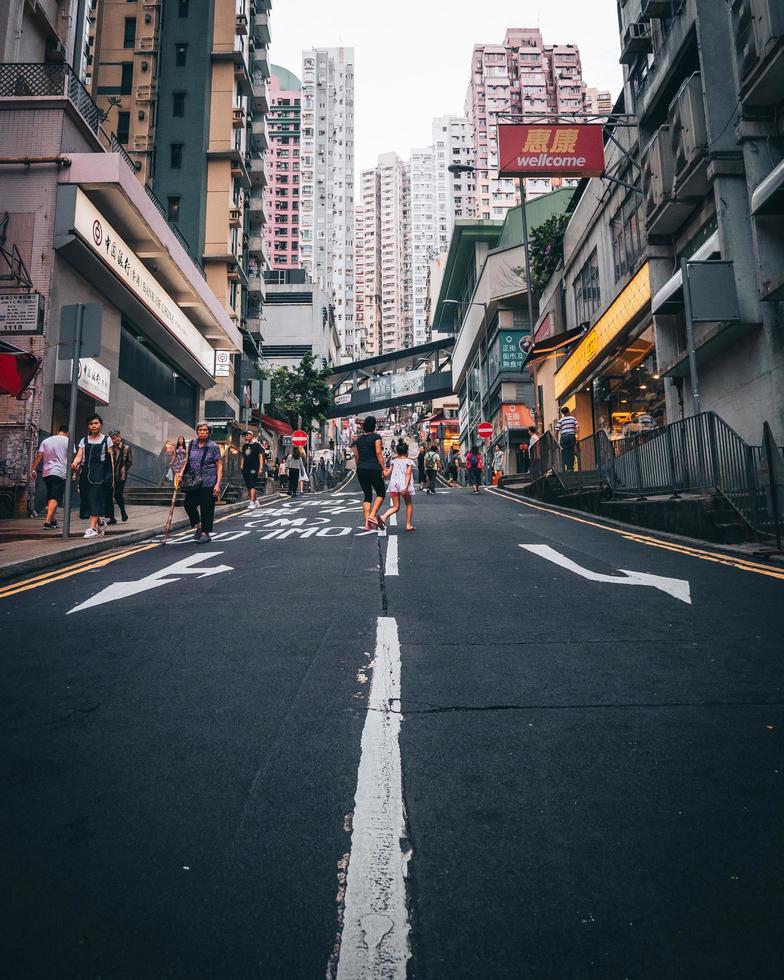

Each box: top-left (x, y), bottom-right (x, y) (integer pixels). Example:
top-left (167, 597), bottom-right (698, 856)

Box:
top-left (0, 63), bottom-right (100, 133)
top-left (529, 412), bottom-right (782, 536)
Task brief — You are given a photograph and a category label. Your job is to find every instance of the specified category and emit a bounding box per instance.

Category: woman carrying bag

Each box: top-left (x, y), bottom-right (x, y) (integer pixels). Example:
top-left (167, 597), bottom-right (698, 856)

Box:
top-left (180, 422), bottom-right (222, 543)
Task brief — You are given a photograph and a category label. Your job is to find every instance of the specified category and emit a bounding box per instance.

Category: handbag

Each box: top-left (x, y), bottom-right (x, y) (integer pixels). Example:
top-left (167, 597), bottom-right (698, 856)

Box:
top-left (180, 440), bottom-right (209, 491)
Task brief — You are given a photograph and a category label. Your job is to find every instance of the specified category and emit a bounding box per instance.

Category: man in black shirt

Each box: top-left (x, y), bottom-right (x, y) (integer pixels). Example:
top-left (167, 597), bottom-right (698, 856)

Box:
top-left (241, 431), bottom-right (265, 510)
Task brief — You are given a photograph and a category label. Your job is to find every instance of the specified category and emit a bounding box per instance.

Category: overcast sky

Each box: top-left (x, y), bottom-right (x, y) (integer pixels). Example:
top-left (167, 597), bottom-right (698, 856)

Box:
top-left (270, 0), bottom-right (624, 173)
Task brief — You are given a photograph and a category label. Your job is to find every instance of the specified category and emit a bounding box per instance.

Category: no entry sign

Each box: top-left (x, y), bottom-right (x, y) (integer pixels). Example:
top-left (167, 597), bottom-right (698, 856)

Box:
top-left (291, 430), bottom-right (308, 447)
top-left (477, 422), bottom-right (493, 440)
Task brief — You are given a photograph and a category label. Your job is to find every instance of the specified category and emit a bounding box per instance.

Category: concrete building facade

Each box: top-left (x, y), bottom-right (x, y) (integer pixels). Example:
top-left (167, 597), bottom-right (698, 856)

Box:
top-left (410, 146), bottom-right (437, 347)
top-left (466, 28), bottom-right (588, 220)
top-left (264, 64), bottom-right (301, 272)
top-left (299, 46), bottom-right (355, 359)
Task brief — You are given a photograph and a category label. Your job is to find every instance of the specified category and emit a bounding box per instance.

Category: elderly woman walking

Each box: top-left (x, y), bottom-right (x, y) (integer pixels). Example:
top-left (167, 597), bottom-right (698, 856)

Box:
top-left (180, 422), bottom-right (222, 543)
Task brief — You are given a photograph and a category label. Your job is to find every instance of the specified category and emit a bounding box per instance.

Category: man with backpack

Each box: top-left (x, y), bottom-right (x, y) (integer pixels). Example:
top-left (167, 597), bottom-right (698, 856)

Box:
top-left (424, 446), bottom-right (441, 495)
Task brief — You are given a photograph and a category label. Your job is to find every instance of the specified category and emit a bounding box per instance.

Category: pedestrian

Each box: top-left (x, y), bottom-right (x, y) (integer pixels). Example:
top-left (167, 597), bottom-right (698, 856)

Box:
top-left (170, 436), bottom-right (188, 485)
top-left (299, 454), bottom-right (310, 495)
top-left (465, 444), bottom-right (483, 494)
top-left (353, 415), bottom-right (387, 529)
top-left (556, 406), bottom-right (579, 471)
top-left (492, 446), bottom-right (505, 484)
top-left (317, 455), bottom-right (326, 490)
top-left (456, 448), bottom-right (466, 487)
top-left (278, 457), bottom-right (286, 489)
top-left (527, 426), bottom-right (540, 452)
top-left (380, 439), bottom-right (416, 531)
top-left (180, 422), bottom-right (222, 543)
top-left (424, 445), bottom-right (440, 494)
top-left (241, 430), bottom-right (264, 510)
top-left (447, 447), bottom-right (459, 486)
top-left (286, 446), bottom-right (302, 496)
top-left (32, 423), bottom-right (69, 529)
top-left (417, 444), bottom-right (427, 490)
top-left (636, 410), bottom-right (656, 431)
top-left (71, 414), bottom-right (113, 538)
top-left (106, 429), bottom-right (132, 524)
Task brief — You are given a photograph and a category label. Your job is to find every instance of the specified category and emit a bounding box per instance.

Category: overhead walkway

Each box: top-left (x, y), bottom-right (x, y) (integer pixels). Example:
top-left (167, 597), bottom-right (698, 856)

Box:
top-left (324, 338), bottom-right (454, 418)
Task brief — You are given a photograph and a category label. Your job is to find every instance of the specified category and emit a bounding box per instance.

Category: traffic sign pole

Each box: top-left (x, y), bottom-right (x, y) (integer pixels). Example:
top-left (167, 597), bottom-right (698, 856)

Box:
top-left (62, 304), bottom-right (84, 540)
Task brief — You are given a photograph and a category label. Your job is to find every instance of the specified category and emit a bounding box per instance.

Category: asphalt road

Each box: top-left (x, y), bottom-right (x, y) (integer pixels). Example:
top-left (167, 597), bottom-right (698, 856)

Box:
top-left (2, 479), bottom-right (782, 979)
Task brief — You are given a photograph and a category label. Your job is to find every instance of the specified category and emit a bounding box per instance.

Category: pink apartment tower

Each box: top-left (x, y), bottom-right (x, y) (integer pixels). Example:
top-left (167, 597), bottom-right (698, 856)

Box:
top-left (264, 65), bottom-right (302, 271)
top-left (467, 28), bottom-right (588, 218)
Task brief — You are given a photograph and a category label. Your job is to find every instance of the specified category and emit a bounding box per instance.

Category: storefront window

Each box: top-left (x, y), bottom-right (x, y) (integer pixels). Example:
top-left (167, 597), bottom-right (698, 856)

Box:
top-left (591, 325), bottom-right (666, 439)
top-left (119, 323), bottom-right (198, 427)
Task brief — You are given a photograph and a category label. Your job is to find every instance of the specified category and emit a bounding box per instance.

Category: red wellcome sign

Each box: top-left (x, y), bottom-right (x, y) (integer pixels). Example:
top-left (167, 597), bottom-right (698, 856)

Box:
top-left (498, 124), bottom-right (606, 178)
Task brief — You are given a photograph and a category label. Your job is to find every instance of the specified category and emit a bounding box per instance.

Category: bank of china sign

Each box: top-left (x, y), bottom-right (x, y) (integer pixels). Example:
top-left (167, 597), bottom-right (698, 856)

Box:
top-left (498, 124), bottom-right (605, 178)
top-left (71, 189), bottom-right (215, 374)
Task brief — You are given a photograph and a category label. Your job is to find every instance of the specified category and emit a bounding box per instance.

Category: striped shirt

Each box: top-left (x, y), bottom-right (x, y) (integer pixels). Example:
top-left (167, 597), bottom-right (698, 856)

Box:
top-left (637, 413), bottom-right (655, 430)
top-left (556, 414), bottom-right (578, 436)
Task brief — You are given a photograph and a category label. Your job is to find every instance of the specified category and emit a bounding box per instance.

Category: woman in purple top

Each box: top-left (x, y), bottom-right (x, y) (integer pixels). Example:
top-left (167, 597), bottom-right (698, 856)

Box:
top-left (181, 422), bottom-right (223, 542)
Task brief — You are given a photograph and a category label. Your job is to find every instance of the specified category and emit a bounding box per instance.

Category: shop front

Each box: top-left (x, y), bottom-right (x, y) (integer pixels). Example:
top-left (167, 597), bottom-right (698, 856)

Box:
top-left (553, 262), bottom-right (666, 439)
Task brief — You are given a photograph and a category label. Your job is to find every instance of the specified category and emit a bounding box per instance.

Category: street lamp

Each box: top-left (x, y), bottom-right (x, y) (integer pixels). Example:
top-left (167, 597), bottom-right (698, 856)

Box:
top-left (447, 163), bottom-right (536, 337)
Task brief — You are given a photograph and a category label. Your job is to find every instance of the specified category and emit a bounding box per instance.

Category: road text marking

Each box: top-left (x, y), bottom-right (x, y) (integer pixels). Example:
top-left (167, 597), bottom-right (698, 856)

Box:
top-left (336, 616), bottom-right (410, 979)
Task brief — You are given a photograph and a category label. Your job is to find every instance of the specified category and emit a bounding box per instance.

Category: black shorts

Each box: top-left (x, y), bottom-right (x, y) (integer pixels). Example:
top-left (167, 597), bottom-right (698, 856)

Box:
top-left (43, 475), bottom-right (65, 504)
top-left (242, 468), bottom-right (257, 490)
top-left (357, 468), bottom-right (386, 503)
top-left (467, 468), bottom-right (482, 486)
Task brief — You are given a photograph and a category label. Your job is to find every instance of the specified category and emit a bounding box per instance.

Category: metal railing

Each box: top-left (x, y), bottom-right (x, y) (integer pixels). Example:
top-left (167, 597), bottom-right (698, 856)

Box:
top-left (529, 412), bottom-right (783, 536)
top-left (0, 63), bottom-right (100, 134)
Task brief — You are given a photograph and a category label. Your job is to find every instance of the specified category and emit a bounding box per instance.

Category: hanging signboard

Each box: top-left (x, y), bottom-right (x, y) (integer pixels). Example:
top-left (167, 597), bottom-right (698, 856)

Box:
top-left (214, 350), bottom-right (231, 377)
top-left (498, 124), bottom-right (606, 178)
top-left (55, 357), bottom-right (111, 404)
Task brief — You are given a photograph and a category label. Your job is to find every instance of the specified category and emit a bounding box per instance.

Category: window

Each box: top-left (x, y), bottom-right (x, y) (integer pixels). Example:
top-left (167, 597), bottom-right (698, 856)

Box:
top-left (167, 196), bottom-right (181, 222)
top-left (573, 249), bottom-right (601, 325)
top-left (116, 111), bottom-right (130, 145)
top-left (170, 143), bottom-right (183, 168)
top-left (172, 92), bottom-right (185, 116)
top-left (178, 0), bottom-right (189, 17)
top-left (611, 193), bottom-right (644, 282)
top-left (175, 43), bottom-right (187, 67)
top-left (120, 62), bottom-right (133, 95)
top-left (123, 18), bottom-right (136, 48)
top-left (119, 324), bottom-right (197, 426)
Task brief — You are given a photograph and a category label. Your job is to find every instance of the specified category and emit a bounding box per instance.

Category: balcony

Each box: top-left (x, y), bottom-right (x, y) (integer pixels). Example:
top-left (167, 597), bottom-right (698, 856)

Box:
top-left (253, 12), bottom-right (271, 46)
top-left (235, 13), bottom-right (248, 35)
top-left (249, 154), bottom-right (268, 188)
top-left (248, 189), bottom-right (268, 226)
top-left (0, 62), bottom-right (100, 134)
top-left (232, 106), bottom-right (246, 128)
top-left (251, 74), bottom-right (269, 113)
top-left (251, 116), bottom-right (269, 150)
top-left (253, 44), bottom-right (270, 79)
top-left (247, 234), bottom-right (264, 255)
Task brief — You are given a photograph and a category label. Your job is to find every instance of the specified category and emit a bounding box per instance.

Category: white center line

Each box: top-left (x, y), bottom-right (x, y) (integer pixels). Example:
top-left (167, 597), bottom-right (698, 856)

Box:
top-left (336, 616), bottom-right (410, 980)
top-left (385, 535), bottom-right (399, 576)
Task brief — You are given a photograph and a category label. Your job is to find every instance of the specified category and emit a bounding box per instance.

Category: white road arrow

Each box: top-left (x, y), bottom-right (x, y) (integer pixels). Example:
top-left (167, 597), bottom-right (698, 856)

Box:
top-left (67, 552), bottom-right (233, 614)
top-left (519, 544), bottom-right (691, 604)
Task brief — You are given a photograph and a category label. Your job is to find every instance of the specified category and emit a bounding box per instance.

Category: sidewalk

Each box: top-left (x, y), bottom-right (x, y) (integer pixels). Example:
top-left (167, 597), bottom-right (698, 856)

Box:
top-left (0, 497), bottom-right (282, 584)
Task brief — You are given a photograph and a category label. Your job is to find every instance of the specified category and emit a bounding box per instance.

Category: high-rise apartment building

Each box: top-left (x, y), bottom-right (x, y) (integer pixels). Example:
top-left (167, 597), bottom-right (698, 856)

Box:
top-left (299, 46), bottom-right (355, 358)
top-left (467, 28), bottom-right (587, 220)
top-left (264, 64), bottom-right (301, 272)
top-left (355, 153), bottom-right (412, 356)
top-left (88, 0), bottom-right (271, 425)
top-left (585, 87), bottom-right (613, 116)
top-left (410, 147), bottom-right (437, 346)
top-left (432, 115), bottom-right (476, 253)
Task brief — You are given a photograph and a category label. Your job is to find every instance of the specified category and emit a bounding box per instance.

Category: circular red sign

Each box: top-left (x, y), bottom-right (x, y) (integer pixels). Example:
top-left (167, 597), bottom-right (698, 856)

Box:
top-left (291, 430), bottom-right (308, 447)
top-left (477, 422), bottom-right (493, 439)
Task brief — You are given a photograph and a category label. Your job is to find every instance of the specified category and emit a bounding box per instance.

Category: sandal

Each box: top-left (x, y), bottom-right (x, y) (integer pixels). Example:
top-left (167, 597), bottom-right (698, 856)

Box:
top-left (375, 513), bottom-right (385, 528)
top-left (405, 526), bottom-right (416, 532)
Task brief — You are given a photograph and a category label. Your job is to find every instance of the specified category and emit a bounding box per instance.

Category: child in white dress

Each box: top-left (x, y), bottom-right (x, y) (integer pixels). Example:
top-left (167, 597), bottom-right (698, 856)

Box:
top-left (381, 440), bottom-right (416, 531)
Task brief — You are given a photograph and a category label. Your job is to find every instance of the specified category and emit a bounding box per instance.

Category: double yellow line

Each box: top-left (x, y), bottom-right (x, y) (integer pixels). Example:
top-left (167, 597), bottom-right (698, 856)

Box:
top-left (486, 486), bottom-right (784, 582)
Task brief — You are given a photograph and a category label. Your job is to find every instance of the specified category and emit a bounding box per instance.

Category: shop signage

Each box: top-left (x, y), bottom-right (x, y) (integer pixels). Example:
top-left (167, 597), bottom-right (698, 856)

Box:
top-left (489, 331), bottom-right (530, 382)
top-left (501, 403), bottom-right (535, 430)
top-left (55, 356), bottom-right (111, 404)
top-left (0, 293), bottom-right (43, 335)
top-left (214, 350), bottom-right (231, 377)
top-left (334, 392), bottom-right (352, 406)
top-left (498, 124), bottom-right (606, 178)
top-left (69, 189), bottom-right (216, 374)
top-left (554, 262), bottom-right (651, 400)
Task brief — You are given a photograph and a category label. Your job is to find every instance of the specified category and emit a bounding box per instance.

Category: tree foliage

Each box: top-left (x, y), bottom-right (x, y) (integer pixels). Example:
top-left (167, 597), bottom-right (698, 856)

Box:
top-left (264, 352), bottom-right (334, 430)
top-left (528, 213), bottom-right (571, 295)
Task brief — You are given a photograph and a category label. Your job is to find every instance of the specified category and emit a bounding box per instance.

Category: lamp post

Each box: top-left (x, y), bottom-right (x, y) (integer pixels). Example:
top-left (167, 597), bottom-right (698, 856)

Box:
top-left (447, 163), bottom-right (536, 332)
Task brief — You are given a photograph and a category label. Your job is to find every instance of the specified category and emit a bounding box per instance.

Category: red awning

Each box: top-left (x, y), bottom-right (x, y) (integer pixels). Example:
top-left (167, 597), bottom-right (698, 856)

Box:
top-left (0, 351), bottom-right (41, 398)
top-left (260, 414), bottom-right (293, 436)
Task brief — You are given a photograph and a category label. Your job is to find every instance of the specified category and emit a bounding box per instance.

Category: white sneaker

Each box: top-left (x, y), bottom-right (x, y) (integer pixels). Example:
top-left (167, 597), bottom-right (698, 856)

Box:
top-left (246, 501), bottom-right (255, 511)
top-left (253, 499), bottom-right (261, 509)
top-left (83, 528), bottom-right (99, 538)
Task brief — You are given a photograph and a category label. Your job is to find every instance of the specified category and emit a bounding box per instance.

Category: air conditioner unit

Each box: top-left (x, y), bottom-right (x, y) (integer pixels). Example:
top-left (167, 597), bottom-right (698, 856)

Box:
top-left (641, 126), bottom-right (695, 235)
top-left (229, 208), bottom-right (242, 227)
top-left (45, 39), bottom-right (66, 63)
top-left (620, 23), bottom-right (652, 64)
top-left (669, 72), bottom-right (709, 197)
top-left (731, 0), bottom-right (784, 104)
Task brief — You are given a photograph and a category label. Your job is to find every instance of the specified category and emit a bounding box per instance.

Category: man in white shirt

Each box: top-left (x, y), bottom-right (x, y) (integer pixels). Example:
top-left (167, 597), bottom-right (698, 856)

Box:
top-left (32, 424), bottom-right (70, 529)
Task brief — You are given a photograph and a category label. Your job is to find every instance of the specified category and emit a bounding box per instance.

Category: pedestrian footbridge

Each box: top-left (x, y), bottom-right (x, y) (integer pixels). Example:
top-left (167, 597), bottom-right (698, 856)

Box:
top-left (324, 339), bottom-right (454, 419)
